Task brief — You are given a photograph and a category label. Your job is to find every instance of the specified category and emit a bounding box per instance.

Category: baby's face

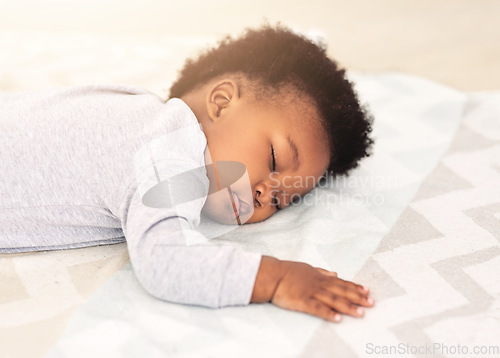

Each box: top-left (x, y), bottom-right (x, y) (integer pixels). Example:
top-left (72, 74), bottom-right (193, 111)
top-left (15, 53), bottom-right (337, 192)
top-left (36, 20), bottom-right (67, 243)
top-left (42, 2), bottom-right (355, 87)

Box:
top-left (200, 91), bottom-right (330, 224)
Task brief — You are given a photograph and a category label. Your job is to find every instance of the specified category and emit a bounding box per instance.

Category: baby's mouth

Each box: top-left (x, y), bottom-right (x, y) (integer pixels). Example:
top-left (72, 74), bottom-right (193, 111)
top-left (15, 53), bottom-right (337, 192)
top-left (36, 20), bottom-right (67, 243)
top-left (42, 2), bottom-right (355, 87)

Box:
top-left (231, 191), bottom-right (252, 218)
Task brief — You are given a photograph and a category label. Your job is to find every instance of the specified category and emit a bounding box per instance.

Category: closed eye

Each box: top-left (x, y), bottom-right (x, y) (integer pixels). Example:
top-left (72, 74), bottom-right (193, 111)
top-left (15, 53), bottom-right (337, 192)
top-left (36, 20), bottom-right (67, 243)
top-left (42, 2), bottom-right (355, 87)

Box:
top-left (271, 145), bottom-right (280, 210)
top-left (271, 145), bottom-right (277, 172)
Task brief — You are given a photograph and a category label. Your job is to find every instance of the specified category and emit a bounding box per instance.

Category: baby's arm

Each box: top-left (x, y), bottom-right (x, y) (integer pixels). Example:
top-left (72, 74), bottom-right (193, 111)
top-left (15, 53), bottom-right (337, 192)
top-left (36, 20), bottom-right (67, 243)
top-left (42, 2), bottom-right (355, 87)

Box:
top-left (125, 214), bottom-right (261, 307)
top-left (121, 167), bottom-right (261, 308)
top-left (251, 256), bottom-right (375, 322)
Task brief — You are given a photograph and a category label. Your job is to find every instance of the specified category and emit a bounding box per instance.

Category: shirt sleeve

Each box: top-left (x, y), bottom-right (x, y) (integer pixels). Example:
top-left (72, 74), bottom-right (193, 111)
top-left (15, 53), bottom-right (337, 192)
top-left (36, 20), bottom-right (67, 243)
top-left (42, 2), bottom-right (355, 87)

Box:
top-left (119, 152), bottom-right (262, 309)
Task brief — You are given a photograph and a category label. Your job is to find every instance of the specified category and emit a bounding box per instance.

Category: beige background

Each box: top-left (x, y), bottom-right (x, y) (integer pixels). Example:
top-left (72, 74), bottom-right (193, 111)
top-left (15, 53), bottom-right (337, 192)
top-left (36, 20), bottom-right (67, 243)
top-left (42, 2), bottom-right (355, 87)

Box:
top-left (0, 0), bottom-right (499, 91)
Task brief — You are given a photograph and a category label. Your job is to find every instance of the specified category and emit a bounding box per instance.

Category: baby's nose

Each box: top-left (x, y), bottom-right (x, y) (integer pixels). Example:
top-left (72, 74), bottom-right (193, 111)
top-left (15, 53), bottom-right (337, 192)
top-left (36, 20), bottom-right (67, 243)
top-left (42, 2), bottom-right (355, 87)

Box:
top-left (255, 188), bottom-right (273, 207)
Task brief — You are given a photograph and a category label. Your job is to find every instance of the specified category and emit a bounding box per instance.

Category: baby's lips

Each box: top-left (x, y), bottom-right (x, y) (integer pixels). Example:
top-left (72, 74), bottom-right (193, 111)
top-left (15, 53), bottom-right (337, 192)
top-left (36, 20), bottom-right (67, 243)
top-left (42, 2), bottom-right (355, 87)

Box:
top-left (237, 196), bottom-right (253, 216)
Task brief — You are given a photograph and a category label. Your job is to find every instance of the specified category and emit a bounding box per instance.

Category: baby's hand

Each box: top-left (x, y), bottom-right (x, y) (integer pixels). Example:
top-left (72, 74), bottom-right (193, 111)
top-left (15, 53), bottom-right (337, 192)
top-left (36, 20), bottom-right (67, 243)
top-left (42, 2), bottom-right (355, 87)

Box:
top-left (251, 256), bottom-right (374, 322)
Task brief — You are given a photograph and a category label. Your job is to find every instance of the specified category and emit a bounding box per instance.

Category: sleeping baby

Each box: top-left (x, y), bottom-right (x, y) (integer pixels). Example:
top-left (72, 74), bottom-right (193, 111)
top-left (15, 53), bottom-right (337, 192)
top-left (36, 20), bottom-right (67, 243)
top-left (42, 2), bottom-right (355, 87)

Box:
top-left (0, 24), bottom-right (375, 323)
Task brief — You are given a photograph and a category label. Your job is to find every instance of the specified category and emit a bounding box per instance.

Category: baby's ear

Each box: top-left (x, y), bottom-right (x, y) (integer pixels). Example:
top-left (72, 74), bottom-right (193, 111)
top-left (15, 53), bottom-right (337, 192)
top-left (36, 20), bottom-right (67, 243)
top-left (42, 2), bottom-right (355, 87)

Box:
top-left (206, 79), bottom-right (239, 121)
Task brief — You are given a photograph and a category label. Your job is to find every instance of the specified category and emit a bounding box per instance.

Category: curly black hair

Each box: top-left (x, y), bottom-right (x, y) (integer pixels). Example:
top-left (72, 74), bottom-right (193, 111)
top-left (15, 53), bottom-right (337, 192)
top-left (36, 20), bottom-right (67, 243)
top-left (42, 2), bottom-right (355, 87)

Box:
top-left (169, 24), bottom-right (374, 176)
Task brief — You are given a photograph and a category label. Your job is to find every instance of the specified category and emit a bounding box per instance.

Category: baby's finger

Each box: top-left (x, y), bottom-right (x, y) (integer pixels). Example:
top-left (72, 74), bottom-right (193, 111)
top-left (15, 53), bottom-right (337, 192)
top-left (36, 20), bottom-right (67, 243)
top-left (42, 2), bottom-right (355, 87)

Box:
top-left (303, 298), bottom-right (342, 323)
top-left (315, 291), bottom-right (366, 318)
top-left (325, 281), bottom-right (374, 307)
top-left (327, 277), bottom-right (371, 298)
top-left (315, 267), bottom-right (338, 277)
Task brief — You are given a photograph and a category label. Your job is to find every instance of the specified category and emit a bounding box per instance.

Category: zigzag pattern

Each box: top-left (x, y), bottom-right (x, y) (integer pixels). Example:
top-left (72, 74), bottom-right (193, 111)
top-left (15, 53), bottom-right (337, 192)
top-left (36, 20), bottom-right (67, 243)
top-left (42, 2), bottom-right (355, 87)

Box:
top-left (321, 94), bottom-right (500, 357)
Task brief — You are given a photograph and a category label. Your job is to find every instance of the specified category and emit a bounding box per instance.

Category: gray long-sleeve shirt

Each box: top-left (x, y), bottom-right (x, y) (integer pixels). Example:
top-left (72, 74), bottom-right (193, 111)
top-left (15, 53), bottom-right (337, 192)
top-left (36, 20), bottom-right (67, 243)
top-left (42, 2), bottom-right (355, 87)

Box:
top-left (0, 84), bottom-right (261, 308)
